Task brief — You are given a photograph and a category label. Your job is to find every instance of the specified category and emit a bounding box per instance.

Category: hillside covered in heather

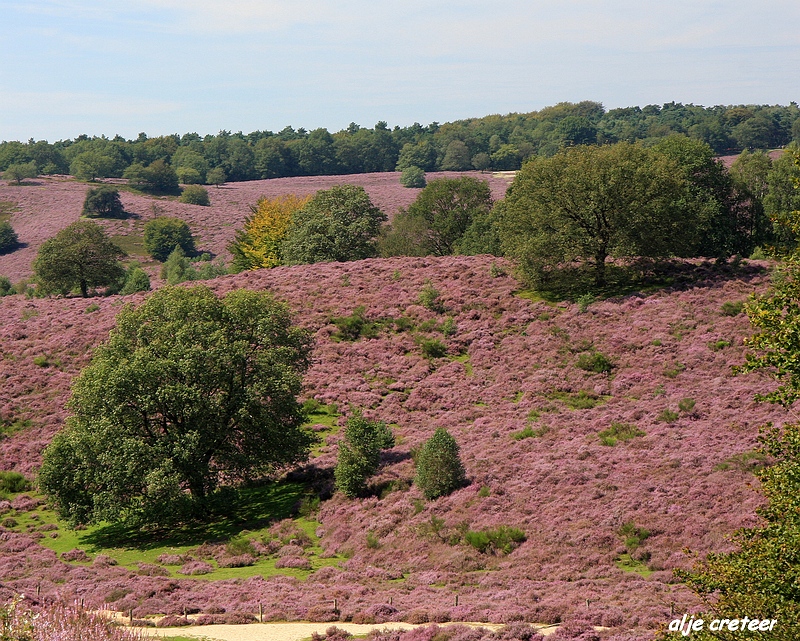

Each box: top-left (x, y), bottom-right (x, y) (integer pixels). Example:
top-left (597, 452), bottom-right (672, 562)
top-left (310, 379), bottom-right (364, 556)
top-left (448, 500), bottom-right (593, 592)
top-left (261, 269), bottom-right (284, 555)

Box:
top-left (0, 239), bottom-right (790, 638)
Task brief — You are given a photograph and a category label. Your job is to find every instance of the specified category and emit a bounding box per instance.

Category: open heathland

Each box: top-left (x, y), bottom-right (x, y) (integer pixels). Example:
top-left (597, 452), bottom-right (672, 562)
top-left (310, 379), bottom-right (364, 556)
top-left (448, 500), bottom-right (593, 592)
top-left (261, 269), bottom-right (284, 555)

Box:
top-left (0, 172), bottom-right (791, 640)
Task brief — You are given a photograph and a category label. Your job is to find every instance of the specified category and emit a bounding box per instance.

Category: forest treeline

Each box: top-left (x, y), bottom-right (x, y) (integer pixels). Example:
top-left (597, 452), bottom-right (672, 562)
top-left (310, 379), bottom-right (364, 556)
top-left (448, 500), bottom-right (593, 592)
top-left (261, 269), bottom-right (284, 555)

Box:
top-left (2, 101), bottom-right (800, 183)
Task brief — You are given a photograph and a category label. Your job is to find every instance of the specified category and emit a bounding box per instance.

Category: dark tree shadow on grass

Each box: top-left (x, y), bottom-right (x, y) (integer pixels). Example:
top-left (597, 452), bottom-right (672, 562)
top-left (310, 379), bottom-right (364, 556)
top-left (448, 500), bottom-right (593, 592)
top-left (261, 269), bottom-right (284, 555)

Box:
top-left (522, 257), bottom-right (770, 304)
top-left (79, 481), bottom-right (307, 550)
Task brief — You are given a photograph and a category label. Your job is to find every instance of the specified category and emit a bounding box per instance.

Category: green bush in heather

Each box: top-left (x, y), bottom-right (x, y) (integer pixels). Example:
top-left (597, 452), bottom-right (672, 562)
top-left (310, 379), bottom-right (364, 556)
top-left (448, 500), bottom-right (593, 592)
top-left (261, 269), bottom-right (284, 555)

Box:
top-left (415, 427), bottom-right (466, 500)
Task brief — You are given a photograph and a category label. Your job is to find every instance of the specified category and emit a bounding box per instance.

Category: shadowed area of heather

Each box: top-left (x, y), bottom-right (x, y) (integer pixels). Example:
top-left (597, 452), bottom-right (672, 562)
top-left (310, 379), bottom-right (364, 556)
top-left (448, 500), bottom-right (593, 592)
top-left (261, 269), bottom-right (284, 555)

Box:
top-left (0, 253), bottom-right (787, 640)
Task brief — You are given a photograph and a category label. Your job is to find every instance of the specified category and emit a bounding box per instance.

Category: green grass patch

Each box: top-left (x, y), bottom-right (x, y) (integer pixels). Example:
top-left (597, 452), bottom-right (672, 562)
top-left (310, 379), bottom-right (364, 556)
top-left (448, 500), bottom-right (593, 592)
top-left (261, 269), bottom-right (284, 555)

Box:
top-left (8, 485), bottom-right (347, 582)
top-left (512, 425), bottom-right (549, 440)
top-left (0, 417), bottom-right (32, 439)
top-left (713, 450), bottom-right (768, 473)
top-left (548, 390), bottom-right (608, 410)
top-left (576, 351), bottom-right (614, 374)
top-left (109, 233), bottom-right (148, 258)
top-left (0, 201), bottom-right (19, 223)
top-left (616, 553), bottom-right (653, 578)
top-left (451, 353), bottom-right (473, 375)
top-left (597, 422), bottom-right (645, 446)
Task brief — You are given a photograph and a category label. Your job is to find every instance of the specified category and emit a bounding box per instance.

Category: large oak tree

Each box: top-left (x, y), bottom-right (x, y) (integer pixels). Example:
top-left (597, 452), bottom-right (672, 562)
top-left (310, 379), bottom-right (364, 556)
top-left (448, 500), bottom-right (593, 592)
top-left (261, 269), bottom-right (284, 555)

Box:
top-left (39, 285), bottom-right (313, 527)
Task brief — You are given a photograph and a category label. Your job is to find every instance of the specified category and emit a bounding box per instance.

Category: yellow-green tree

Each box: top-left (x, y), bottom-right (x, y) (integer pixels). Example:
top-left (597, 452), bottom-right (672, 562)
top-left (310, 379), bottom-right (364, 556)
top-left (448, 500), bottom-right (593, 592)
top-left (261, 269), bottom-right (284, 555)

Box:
top-left (230, 194), bottom-right (310, 271)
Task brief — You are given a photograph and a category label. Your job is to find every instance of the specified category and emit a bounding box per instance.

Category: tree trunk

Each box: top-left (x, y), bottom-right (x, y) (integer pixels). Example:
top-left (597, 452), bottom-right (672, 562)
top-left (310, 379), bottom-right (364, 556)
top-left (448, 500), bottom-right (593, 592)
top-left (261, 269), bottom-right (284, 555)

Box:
top-left (594, 251), bottom-right (607, 287)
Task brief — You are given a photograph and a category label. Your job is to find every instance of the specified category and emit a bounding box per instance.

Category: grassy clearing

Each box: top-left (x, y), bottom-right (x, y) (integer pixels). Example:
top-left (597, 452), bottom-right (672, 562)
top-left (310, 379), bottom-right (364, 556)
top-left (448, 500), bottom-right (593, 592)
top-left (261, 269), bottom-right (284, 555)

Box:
top-left (615, 553), bottom-right (653, 578)
top-left (7, 484), bottom-right (346, 582)
top-left (110, 233), bottom-right (148, 258)
top-left (0, 201), bottom-right (19, 223)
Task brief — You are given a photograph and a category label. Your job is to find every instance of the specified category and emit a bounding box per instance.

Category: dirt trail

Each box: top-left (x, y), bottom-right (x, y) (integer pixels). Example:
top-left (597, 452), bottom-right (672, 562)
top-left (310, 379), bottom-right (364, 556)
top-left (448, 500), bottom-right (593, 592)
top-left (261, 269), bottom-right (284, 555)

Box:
top-left (140, 620), bottom-right (560, 640)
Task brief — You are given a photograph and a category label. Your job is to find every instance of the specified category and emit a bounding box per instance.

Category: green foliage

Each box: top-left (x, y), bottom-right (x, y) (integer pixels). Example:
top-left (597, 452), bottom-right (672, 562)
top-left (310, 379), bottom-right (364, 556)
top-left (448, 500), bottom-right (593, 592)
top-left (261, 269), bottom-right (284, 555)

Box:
top-left (334, 410), bottom-right (394, 498)
top-left (119, 264), bottom-right (151, 295)
top-left (721, 300), bottom-right (745, 316)
top-left (576, 293), bottom-right (595, 313)
top-left (671, 425), bottom-right (800, 640)
top-left (330, 306), bottom-right (382, 341)
top-left (70, 150), bottom-right (116, 181)
top-left (378, 212), bottom-right (431, 258)
top-left (396, 177), bottom-right (494, 256)
top-left (160, 247), bottom-right (226, 284)
top-left (206, 166), bottom-right (227, 187)
top-left (498, 142), bottom-right (707, 287)
top-left (414, 427), bottom-right (466, 500)
top-left (464, 525), bottom-right (526, 555)
top-left (418, 280), bottom-right (445, 312)
top-left (597, 422), bottom-right (645, 446)
top-left (0, 276), bottom-right (14, 296)
top-left (38, 285), bottom-right (313, 527)
top-left (283, 185), bottom-right (386, 264)
top-left (657, 409), bottom-right (680, 423)
top-left (82, 185), bottom-right (125, 218)
top-left (713, 450), bottom-right (768, 473)
top-left (619, 521), bottom-right (650, 552)
top-left (124, 159), bottom-right (180, 194)
top-left (3, 161), bottom-right (37, 184)
top-left (419, 338), bottom-right (448, 359)
top-left (0, 471), bottom-right (31, 494)
top-left (400, 166), bottom-right (426, 188)
top-left (576, 351), bottom-right (614, 374)
top-left (365, 531), bottom-right (381, 549)
top-left (34, 220), bottom-right (125, 297)
top-left (178, 185), bottom-right (210, 206)
top-left (143, 216), bottom-right (196, 261)
top-left (0, 221), bottom-right (19, 254)
top-left (678, 397), bottom-right (696, 413)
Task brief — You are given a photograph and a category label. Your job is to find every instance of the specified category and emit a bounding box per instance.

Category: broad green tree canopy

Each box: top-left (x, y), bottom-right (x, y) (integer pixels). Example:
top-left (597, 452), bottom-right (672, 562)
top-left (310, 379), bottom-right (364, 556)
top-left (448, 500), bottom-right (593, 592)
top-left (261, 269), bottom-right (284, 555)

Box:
top-left (33, 220), bottom-right (125, 297)
top-left (39, 285), bottom-right (313, 527)
top-left (283, 184), bottom-right (386, 264)
top-left (498, 142), bottom-right (700, 286)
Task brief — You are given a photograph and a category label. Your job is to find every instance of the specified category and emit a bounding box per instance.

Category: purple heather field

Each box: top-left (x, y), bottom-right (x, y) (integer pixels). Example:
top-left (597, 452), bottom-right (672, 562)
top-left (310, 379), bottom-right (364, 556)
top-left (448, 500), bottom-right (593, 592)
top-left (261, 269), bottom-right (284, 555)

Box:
top-left (0, 172), bottom-right (789, 640)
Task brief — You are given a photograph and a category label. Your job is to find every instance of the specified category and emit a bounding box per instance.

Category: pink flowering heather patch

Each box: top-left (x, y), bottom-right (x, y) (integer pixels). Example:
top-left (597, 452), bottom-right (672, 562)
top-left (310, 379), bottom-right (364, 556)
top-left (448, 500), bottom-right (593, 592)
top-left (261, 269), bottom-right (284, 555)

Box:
top-left (0, 251), bottom-right (789, 639)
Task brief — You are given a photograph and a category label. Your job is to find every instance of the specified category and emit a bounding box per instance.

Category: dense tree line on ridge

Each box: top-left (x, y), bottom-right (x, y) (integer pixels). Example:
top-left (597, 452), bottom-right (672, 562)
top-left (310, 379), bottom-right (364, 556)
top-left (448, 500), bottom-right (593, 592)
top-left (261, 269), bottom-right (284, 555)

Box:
top-left (2, 101), bottom-right (800, 184)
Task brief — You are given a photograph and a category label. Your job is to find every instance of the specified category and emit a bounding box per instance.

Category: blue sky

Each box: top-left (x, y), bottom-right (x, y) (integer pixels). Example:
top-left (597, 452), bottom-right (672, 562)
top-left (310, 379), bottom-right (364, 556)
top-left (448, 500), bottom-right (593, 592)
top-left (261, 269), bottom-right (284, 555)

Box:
top-left (1, 0), bottom-right (799, 141)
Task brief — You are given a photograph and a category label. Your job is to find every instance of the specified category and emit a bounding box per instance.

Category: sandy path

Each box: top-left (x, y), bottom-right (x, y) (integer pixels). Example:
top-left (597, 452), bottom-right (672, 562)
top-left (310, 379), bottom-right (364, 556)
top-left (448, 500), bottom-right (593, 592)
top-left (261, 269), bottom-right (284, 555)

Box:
top-left (140, 621), bottom-right (560, 640)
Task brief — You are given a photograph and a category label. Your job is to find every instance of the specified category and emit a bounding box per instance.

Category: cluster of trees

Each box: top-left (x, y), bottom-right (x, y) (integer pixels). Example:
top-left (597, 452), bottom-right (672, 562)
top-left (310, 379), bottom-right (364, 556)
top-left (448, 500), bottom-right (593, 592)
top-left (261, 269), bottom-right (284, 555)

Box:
top-left (230, 185), bottom-right (386, 271)
top-left (379, 140), bottom-right (800, 288)
top-left (3, 102), bottom-right (799, 184)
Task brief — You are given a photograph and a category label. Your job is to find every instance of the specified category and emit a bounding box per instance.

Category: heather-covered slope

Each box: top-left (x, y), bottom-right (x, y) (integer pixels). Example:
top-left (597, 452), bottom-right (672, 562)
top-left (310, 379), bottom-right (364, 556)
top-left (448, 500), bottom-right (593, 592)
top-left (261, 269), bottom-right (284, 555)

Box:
top-left (0, 171), bottom-right (511, 282)
top-left (0, 254), bottom-right (789, 638)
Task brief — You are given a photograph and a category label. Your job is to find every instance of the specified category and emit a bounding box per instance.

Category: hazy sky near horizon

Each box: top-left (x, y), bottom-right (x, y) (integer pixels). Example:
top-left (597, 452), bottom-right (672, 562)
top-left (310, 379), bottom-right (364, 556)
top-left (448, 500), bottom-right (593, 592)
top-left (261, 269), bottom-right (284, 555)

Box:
top-left (2, 0), bottom-right (799, 141)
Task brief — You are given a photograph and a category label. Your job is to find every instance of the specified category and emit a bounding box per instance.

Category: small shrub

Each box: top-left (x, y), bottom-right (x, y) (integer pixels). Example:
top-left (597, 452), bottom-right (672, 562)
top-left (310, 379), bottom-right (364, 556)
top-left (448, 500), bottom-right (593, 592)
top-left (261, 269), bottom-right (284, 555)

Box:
top-left (489, 262), bottom-right (506, 278)
top-left (274, 556), bottom-right (311, 569)
top-left (366, 531), bottom-right (381, 549)
top-left (415, 427), bottom-right (466, 500)
top-left (576, 351), bottom-right (614, 374)
top-left (721, 300), bottom-right (744, 316)
top-left (0, 221), bottom-right (20, 254)
top-left (119, 265), bottom-right (151, 294)
top-left (663, 362), bottom-right (685, 378)
top-left (330, 306), bottom-right (383, 341)
top-left (597, 422), bottom-right (645, 446)
top-left (400, 166), bottom-right (426, 188)
top-left (512, 425), bottom-right (549, 440)
top-left (62, 548), bottom-right (91, 562)
top-left (657, 409), bottom-right (679, 423)
top-left (0, 471), bottom-right (31, 493)
top-left (32, 355), bottom-right (49, 367)
top-left (576, 293), bottom-right (595, 313)
top-left (440, 316), bottom-right (457, 336)
top-left (178, 561), bottom-right (214, 575)
top-left (420, 338), bottom-right (448, 359)
top-left (0, 276), bottom-right (14, 296)
top-left (709, 339), bottom-right (732, 351)
top-left (418, 280), bottom-right (445, 313)
top-left (678, 397), bottom-right (696, 413)
top-left (226, 537), bottom-right (256, 556)
top-left (477, 485), bottom-right (491, 497)
top-left (464, 525), bottom-right (526, 554)
top-left (178, 185), bottom-right (210, 206)
top-left (651, 338), bottom-right (662, 346)
top-left (82, 185), bottom-right (124, 218)
top-left (619, 521), bottom-right (650, 552)
top-left (335, 410), bottom-right (395, 498)
top-left (217, 554), bottom-right (256, 568)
